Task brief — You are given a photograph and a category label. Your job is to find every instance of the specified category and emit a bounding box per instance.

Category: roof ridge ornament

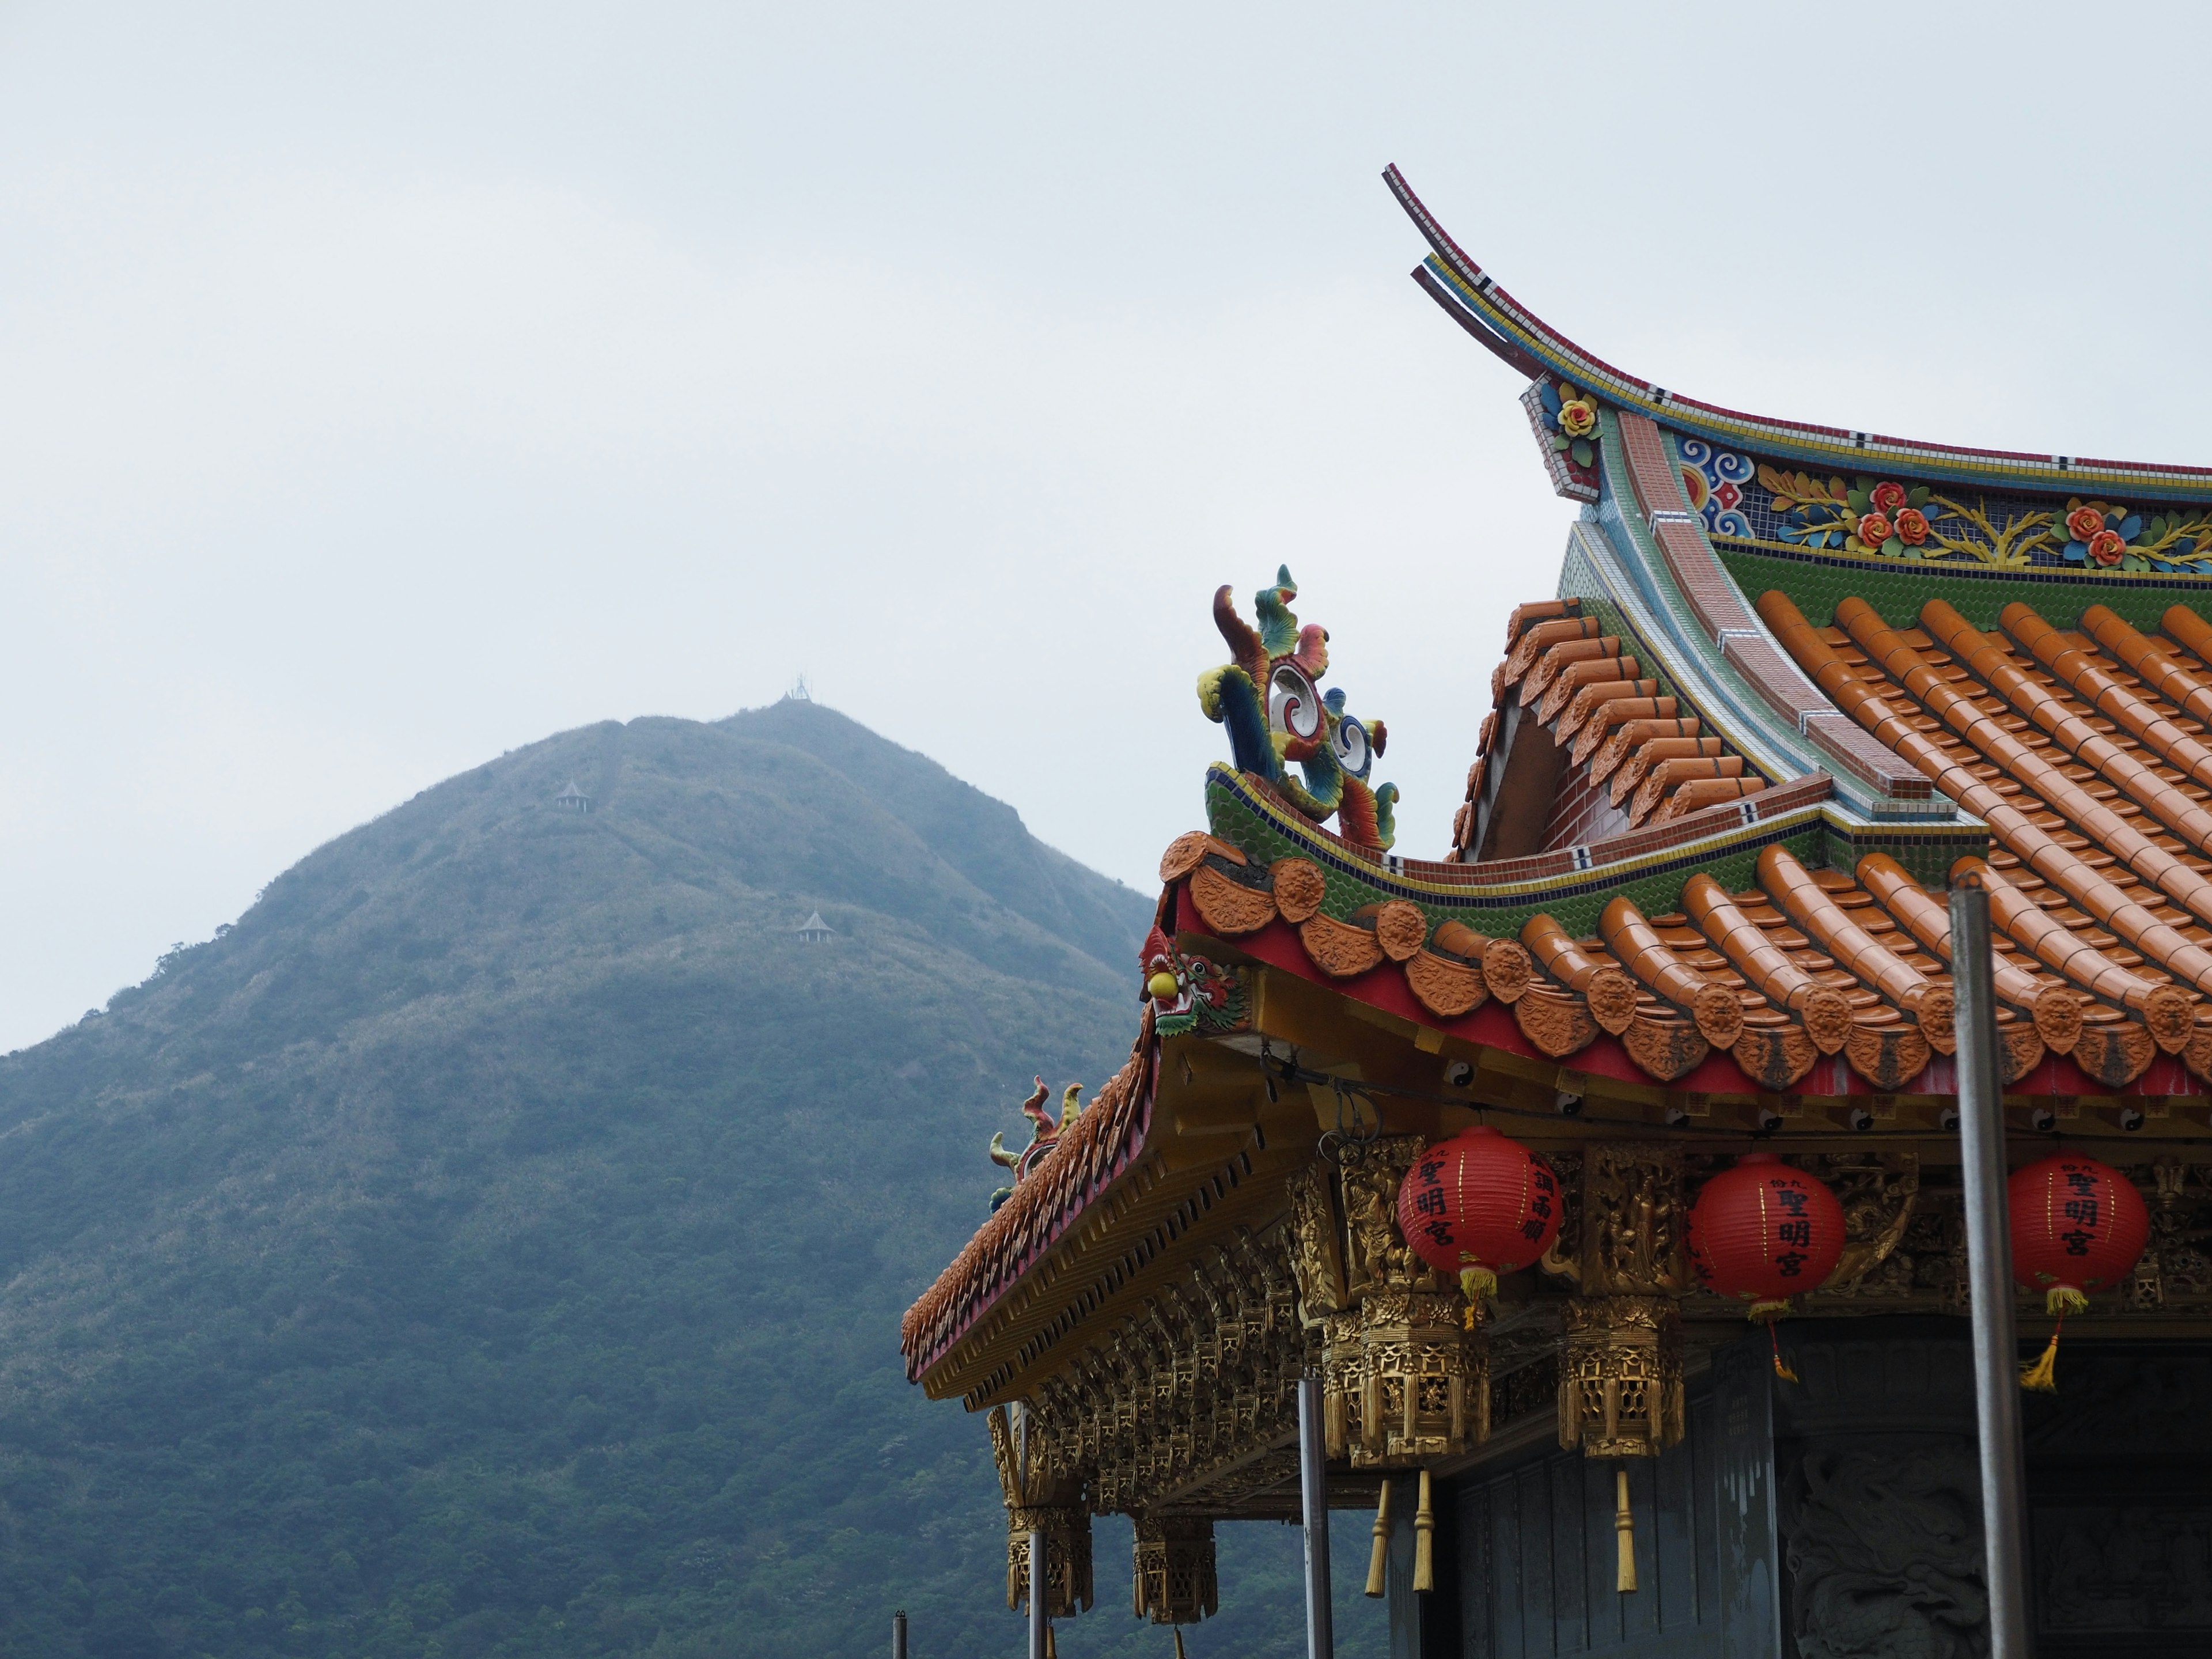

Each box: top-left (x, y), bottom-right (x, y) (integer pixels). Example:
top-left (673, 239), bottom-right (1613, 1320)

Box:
top-left (1196, 567), bottom-right (1400, 852)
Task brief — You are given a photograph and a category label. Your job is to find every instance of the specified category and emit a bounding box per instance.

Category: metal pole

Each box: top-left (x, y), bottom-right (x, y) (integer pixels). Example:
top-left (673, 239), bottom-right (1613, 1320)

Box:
top-left (892, 1608), bottom-right (907, 1659)
top-left (1028, 1528), bottom-right (1046, 1659)
top-left (1949, 876), bottom-right (2032, 1658)
top-left (1298, 1372), bottom-right (1335, 1659)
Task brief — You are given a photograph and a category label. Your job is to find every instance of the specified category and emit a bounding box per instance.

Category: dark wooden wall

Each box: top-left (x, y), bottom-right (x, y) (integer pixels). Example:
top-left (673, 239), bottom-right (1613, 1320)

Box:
top-left (1388, 1323), bottom-right (2212, 1659)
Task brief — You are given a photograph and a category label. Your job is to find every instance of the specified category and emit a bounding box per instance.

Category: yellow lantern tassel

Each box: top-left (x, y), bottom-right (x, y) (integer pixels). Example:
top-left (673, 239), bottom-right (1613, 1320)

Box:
top-left (1614, 1467), bottom-right (1637, 1593)
top-left (1459, 1266), bottom-right (1496, 1330)
top-left (2021, 1288), bottom-right (2088, 1392)
top-left (1044, 1623), bottom-right (1057, 1659)
top-left (1364, 1479), bottom-right (1392, 1597)
top-left (1173, 1630), bottom-right (1187, 1659)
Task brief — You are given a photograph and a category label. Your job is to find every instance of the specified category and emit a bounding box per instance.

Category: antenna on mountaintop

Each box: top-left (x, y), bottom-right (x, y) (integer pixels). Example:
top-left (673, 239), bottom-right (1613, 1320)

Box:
top-left (788, 673), bottom-right (812, 703)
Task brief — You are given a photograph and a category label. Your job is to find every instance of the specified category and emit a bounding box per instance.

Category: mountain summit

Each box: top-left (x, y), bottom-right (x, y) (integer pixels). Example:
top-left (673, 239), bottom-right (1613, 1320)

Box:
top-left (0, 700), bottom-right (1157, 1657)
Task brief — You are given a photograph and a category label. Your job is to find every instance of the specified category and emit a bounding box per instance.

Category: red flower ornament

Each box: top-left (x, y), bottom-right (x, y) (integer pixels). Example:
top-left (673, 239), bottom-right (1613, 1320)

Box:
top-left (1894, 506), bottom-right (1930, 546)
top-left (1870, 480), bottom-right (1908, 516)
top-left (1856, 511), bottom-right (1893, 547)
top-left (2089, 528), bottom-right (2127, 567)
top-left (2067, 505), bottom-right (2108, 542)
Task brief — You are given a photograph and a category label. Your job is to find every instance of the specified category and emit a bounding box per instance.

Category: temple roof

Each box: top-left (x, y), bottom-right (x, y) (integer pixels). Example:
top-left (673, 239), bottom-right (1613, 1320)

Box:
top-left (900, 169), bottom-right (2212, 1411)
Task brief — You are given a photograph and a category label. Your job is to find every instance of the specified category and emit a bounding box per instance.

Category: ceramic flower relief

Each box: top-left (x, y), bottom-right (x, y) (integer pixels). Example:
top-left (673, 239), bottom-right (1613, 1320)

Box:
top-left (2053, 498), bottom-right (2212, 572)
top-left (1537, 380), bottom-right (1600, 471)
top-left (1762, 469), bottom-right (1938, 556)
top-left (1758, 463), bottom-right (2212, 572)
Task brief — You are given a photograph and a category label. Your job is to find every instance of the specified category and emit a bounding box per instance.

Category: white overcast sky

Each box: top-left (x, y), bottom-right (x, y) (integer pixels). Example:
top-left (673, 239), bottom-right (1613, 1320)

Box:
top-left (4, 2), bottom-right (2210, 1051)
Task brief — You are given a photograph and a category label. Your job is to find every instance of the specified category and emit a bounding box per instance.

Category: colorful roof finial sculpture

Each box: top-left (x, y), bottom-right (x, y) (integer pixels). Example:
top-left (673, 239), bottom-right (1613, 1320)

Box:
top-left (1198, 566), bottom-right (1399, 851)
top-left (986, 1075), bottom-right (1081, 1211)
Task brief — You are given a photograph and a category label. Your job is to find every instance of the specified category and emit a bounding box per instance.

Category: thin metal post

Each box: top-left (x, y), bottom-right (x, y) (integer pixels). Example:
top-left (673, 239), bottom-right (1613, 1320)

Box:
top-left (1027, 1528), bottom-right (1046, 1659)
top-left (1298, 1372), bottom-right (1335, 1659)
top-left (1949, 876), bottom-right (2032, 1658)
top-left (892, 1608), bottom-right (907, 1659)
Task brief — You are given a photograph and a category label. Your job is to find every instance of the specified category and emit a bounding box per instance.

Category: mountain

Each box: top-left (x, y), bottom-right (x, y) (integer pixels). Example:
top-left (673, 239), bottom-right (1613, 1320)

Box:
top-left (0, 698), bottom-right (1387, 1658)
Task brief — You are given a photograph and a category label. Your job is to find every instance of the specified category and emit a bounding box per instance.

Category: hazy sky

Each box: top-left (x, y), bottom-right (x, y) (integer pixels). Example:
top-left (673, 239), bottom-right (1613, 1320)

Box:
top-left (5, 2), bottom-right (2210, 1051)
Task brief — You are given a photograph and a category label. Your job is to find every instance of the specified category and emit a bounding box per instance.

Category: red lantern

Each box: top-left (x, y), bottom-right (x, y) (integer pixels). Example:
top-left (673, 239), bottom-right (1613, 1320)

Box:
top-left (1396, 1126), bottom-right (1562, 1304)
top-left (2009, 1153), bottom-right (2148, 1310)
top-left (2010, 1153), bottom-right (2147, 1391)
top-left (1688, 1153), bottom-right (1844, 1333)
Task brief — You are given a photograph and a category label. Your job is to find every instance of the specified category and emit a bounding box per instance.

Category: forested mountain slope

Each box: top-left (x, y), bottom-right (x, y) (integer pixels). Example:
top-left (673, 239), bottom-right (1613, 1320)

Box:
top-left (0, 699), bottom-right (1381, 1658)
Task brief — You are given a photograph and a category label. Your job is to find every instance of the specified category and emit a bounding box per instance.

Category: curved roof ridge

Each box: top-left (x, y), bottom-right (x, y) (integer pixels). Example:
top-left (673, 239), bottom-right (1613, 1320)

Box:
top-left (1384, 164), bottom-right (2212, 497)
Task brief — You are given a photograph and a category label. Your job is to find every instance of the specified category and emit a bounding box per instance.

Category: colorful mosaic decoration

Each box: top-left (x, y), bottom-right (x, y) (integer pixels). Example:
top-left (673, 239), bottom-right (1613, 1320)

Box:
top-left (1537, 378), bottom-right (1602, 491)
top-left (1677, 439), bottom-right (1753, 538)
top-left (1141, 925), bottom-right (1248, 1039)
top-left (1198, 566), bottom-right (1400, 851)
top-left (1752, 466), bottom-right (2212, 574)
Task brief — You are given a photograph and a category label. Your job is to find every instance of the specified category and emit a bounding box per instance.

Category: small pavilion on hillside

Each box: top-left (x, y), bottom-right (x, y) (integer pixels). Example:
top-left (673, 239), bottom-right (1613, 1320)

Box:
top-left (796, 912), bottom-right (836, 944)
top-left (902, 164), bottom-right (2212, 1659)
top-left (552, 781), bottom-right (590, 813)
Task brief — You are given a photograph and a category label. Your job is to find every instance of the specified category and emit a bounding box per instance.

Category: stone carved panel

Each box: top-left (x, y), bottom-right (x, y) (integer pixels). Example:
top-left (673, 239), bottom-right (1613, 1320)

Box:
top-left (1780, 1442), bottom-right (1986, 1659)
top-left (2035, 1506), bottom-right (2212, 1635)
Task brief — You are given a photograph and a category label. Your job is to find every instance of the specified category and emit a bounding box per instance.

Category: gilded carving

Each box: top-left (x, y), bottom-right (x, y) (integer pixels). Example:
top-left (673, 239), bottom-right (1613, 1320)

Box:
top-left (1286, 1162), bottom-right (1346, 1323)
top-left (1336, 1138), bottom-right (1435, 1301)
top-left (1346, 1287), bottom-right (1488, 1467)
top-left (1557, 1295), bottom-right (1685, 1459)
top-left (2131, 1158), bottom-right (2212, 1309)
top-left (1815, 1153), bottom-right (1920, 1298)
top-left (1132, 1516), bottom-right (1218, 1625)
top-left (1577, 1143), bottom-right (1687, 1297)
top-left (1052, 1224), bottom-right (1313, 1521)
top-left (990, 1403), bottom-right (1094, 1618)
